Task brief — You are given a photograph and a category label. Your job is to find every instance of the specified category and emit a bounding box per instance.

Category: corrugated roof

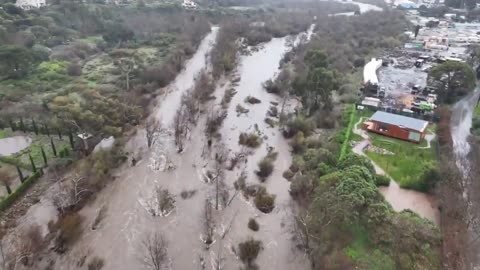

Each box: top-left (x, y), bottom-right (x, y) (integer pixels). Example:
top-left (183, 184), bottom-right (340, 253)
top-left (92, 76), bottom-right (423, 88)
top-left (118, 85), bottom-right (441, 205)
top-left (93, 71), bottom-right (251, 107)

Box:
top-left (370, 111), bottom-right (428, 132)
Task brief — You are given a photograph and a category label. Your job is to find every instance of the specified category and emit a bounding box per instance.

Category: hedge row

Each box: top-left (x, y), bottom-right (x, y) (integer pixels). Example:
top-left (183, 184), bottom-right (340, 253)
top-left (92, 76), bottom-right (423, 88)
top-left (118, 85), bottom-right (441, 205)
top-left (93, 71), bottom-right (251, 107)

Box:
top-left (0, 170), bottom-right (43, 211)
top-left (338, 104), bottom-right (356, 161)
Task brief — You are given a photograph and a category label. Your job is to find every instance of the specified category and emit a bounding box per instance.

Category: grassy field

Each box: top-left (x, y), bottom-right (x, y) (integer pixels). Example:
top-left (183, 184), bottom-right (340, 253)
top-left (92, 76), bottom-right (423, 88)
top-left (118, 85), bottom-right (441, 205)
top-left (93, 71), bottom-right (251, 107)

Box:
top-left (349, 108), bottom-right (375, 142)
top-left (0, 129), bottom-right (12, 139)
top-left (475, 103), bottom-right (480, 117)
top-left (365, 132), bottom-right (437, 191)
top-left (0, 129), bottom-right (71, 169)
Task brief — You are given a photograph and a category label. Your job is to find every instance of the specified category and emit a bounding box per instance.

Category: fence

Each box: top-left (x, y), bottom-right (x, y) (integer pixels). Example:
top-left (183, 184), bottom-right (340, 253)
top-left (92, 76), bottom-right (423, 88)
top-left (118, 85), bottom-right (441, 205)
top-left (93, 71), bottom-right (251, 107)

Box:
top-left (0, 170), bottom-right (43, 211)
top-left (357, 104), bottom-right (441, 123)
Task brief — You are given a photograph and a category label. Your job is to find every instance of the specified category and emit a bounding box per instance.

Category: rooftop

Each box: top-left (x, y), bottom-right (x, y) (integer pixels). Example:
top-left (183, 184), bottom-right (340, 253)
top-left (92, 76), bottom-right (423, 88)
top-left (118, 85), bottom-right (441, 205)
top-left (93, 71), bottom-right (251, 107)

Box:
top-left (370, 111), bottom-right (428, 132)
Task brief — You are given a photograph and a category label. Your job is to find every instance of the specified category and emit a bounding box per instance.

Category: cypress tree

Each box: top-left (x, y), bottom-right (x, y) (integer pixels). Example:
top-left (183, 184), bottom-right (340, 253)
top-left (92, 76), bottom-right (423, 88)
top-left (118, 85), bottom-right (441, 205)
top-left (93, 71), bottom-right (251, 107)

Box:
top-left (32, 119), bottom-right (38, 135)
top-left (19, 118), bottom-right (25, 132)
top-left (29, 154), bottom-right (36, 173)
top-left (9, 119), bottom-right (16, 131)
top-left (4, 184), bottom-right (11, 195)
top-left (69, 132), bottom-right (74, 149)
top-left (44, 123), bottom-right (50, 137)
top-left (16, 165), bottom-right (24, 183)
top-left (50, 138), bottom-right (57, 156)
top-left (41, 146), bottom-right (48, 166)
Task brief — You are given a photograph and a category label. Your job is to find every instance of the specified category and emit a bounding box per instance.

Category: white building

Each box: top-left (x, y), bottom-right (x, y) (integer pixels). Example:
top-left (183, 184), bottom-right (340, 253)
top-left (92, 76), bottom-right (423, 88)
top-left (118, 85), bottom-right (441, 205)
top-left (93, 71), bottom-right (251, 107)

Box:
top-left (182, 0), bottom-right (197, 9)
top-left (15, 0), bottom-right (46, 9)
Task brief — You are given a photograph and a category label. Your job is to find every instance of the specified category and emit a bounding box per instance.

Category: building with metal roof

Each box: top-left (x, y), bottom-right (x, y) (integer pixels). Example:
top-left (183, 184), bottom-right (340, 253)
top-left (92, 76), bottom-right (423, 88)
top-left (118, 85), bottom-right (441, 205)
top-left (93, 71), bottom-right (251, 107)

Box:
top-left (363, 111), bottom-right (429, 143)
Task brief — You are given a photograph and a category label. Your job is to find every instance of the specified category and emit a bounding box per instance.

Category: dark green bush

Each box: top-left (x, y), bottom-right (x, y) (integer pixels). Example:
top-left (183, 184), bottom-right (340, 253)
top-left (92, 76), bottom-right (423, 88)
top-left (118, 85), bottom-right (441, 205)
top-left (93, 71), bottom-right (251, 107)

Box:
top-left (248, 218), bottom-right (259, 231)
top-left (254, 187), bottom-right (275, 213)
top-left (375, 174), bottom-right (391, 187)
top-left (239, 132), bottom-right (262, 148)
top-left (238, 238), bottom-right (262, 267)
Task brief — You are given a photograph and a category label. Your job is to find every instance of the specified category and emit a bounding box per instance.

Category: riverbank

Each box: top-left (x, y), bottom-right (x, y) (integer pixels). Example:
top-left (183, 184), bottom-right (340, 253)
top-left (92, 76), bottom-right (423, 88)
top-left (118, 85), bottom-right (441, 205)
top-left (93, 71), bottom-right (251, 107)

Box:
top-left (446, 88), bottom-right (480, 269)
top-left (351, 115), bottom-right (440, 224)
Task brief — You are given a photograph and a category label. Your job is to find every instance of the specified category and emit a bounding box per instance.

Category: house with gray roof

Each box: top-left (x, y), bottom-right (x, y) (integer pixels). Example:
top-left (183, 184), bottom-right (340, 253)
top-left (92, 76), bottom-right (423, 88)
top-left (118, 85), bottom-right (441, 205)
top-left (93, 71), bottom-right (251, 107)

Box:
top-left (363, 111), bottom-right (429, 143)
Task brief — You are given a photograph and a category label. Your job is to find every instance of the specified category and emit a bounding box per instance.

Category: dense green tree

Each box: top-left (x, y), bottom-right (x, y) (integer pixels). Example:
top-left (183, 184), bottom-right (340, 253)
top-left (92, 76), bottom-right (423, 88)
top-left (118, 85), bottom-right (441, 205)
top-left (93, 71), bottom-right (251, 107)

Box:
top-left (102, 23), bottom-right (134, 44)
top-left (338, 153), bottom-right (376, 175)
top-left (306, 67), bottom-right (337, 110)
top-left (0, 45), bottom-right (34, 78)
top-left (428, 60), bottom-right (476, 104)
top-left (305, 49), bottom-right (328, 69)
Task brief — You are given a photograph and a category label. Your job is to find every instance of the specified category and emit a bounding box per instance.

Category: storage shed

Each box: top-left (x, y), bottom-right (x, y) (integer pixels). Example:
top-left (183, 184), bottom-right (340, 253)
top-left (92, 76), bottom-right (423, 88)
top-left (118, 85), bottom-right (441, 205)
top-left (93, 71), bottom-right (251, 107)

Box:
top-left (363, 111), bottom-right (429, 143)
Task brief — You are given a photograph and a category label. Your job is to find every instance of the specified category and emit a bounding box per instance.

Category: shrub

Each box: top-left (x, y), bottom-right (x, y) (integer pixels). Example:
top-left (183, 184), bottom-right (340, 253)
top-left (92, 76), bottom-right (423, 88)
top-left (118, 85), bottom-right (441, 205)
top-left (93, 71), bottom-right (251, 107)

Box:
top-left (205, 111), bottom-right (227, 138)
top-left (238, 238), bottom-right (262, 267)
top-left (283, 169), bottom-right (294, 180)
top-left (256, 152), bottom-right (277, 180)
top-left (263, 79), bottom-right (280, 94)
top-left (290, 131), bottom-right (306, 153)
top-left (221, 88), bottom-right (237, 108)
top-left (353, 58), bottom-right (365, 68)
top-left (248, 218), bottom-right (259, 231)
top-left (284, 116), bottom-right (314, 138)
top-left (254, 187), bottom-right (275, 213)
top-left (87, 257), bottom-right (104, 270)
top-left (375, 174), bottom-right (391, 187)
top-left (66, 63), bottom-right (82, 76)
top-left (264, 117), bottom-right (276, 128)
top-left (236, 104), bottom-right (249, 114)
top-left (180, 189), bottom-right (197, 199)
top-left (245, 96), bottom-right (261, 104)
top-left (289, 175), bottom-right (315, 200)
top-left (239, 132), bottom-right (262, 148)
top-left (55, 212), bottom-right (84, 253)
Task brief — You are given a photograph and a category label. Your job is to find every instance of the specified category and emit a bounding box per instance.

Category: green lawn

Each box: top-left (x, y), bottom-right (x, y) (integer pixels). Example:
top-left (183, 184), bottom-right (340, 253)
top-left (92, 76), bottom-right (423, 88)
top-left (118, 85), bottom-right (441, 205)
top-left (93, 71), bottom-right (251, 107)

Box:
top-left (1, 133), bottom-right (71, 170)
top-left (349, 108), bottom-right (375, 142)
top-left (365, 133), bottom-right (437, 191)
top-left (0, 129), bottom-right (12, 139)
top-left (474, 103), bottom-right (480, 118)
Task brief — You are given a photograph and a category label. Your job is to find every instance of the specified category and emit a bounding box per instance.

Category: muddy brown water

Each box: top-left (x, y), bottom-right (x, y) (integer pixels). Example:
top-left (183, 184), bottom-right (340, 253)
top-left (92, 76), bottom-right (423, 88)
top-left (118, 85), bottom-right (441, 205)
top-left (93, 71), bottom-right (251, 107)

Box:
top-left (48, 26), bottom-right (315, 270)
top-left (0, 136), bottom-right (32, 156)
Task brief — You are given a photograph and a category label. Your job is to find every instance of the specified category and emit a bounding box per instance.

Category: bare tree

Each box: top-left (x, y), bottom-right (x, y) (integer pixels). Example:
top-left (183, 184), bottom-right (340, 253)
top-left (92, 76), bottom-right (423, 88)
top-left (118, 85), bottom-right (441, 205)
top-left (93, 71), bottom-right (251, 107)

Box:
top-left (52, 174), bottom-right (90, 214)
top-left (203, 200), bottom-right (215, 247)
top-left (205, 109), bottom-right (227, 143)
top-left (12, 226), bottom-right (43, 267)
top-left (212, 242), bottom-right (225, 270)
top-left (142, 232), bottom-right (168, 270)
top-left (213, 146), bottom-right (229, 210)
top-left (157, 188), bottom-right (175, 217)
top-left (293, 210), bottom-right (312, 255)
top-left (146, 119), bottom-right (162, 148)
top-left (146, 187), bottom-right (176, 217)
top-left (172, 106), bottom-right (189, 153)
top-left (181, 92), bottom-right (199, 125)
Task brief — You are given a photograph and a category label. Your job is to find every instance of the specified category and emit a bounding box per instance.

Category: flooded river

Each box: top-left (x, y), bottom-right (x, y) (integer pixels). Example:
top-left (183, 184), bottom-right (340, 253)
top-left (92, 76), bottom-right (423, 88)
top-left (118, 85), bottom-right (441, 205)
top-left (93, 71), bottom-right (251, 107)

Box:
top-left (0, 136), bottom-right (31, 156)
top-left (50, 25), bottom-right (313, 270)
top-left (450, 88), bottom-right (480, 269)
